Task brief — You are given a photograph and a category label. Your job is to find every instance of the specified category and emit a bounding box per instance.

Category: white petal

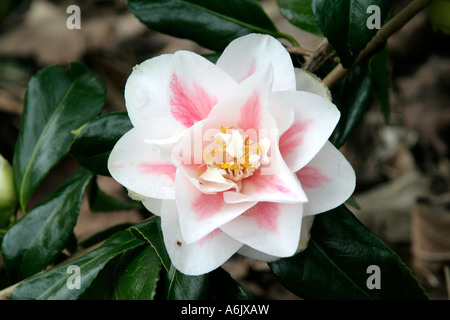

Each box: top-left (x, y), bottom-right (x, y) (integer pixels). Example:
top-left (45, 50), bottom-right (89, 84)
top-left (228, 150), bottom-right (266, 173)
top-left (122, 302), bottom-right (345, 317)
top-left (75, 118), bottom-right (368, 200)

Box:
top-left (237, 246), bottom-right (279, 262)
top-left (274, 91), bottom-right (340, 172)
top-left (168, 50), bottom-right (236, 127)
top-left (161, 200), bottom-right (242, 276)
top-left (294, 68), bottom-right (332, 101)
top-left (237, 215), bottom-right (316, 261)
top-left (199, 166), bottom-right (228, 184)
top-left (145, 119), bottom-right (241, 194)
top-left (223, 150), bottom-right (308, 204)
top-left (108, 125), bottom-right (177, 199)
top-left (296, 141), bottom-right (356, 215)
top-left (206, 63), bottom-right (276, 134)
top-left (126, 191), bottom-right (162, 216)
top-left (269, 101), bottom-right (295, 136)
top-left (175, 170), bottom-right (255, 243)
top-left (221, 202), bottom-right (303, 257)
top-left (297, 215), bottom-right (315, 252)
top-left (125, 55), bottom-right (173, 128)
top-left (217, 34), bottom-right (296, 91)
top-left (141, 197), bottom-right (162, 216)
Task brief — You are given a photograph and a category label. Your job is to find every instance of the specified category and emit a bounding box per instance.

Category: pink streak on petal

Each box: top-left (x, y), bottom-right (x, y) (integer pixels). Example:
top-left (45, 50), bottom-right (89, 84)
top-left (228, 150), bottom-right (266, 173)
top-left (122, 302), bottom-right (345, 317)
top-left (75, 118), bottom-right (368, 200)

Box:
top-left (296, 166), bottom-right (331, 189)
top-left (250, 173), bottom-right (297, 199)
top-left (279, 119), bottom-right (314, 156)
top-left (198, 229), bottom-right (222, 246)
top-left (243, 58), bottom-right (256, 81)
top-left (169, 73), bottom-right (218, 127)
top-left (110, 164), bottom-right (123, 169)
top-left (238, 91), bottom-right (262, 131)
top-left (243, 202), bottom-right (280, 233)
top-left (191, 192), bottom-right (224, 221)
top-left (138, 163), bottom-right (176, 180)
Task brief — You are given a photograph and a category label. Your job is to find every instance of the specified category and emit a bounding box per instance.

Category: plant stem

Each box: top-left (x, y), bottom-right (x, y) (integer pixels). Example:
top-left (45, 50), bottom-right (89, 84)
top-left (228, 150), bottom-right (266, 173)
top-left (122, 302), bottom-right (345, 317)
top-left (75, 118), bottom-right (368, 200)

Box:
top-left (323, 0), bottom-right (436, 88)
top-left (279, 31), bottom-right (301, 48)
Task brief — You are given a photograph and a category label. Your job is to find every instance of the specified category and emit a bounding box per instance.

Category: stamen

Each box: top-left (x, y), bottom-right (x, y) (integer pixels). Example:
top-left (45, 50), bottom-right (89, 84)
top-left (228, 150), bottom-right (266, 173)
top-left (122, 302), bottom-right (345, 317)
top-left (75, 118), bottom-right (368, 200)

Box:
top-left (199, 126), bottom-right (270, 183)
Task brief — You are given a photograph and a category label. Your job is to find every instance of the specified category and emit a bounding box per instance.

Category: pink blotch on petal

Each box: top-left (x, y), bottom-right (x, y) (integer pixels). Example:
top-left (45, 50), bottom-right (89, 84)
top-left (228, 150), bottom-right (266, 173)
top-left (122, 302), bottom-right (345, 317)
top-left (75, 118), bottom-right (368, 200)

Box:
top-left (191, 192), bottom-right (224, 221)
top-left (243, 202), bottom-right (280, 233)
top-left (169, 74), bottom-right (218, 127)
top-left (279, 119), bottom-right (314, 156)
top-left (138, 163), bottom-right (176, 180)
top-left (296, 166), bottom-right (331, 189)
top-left (238, 91), bottom-right (262, 131)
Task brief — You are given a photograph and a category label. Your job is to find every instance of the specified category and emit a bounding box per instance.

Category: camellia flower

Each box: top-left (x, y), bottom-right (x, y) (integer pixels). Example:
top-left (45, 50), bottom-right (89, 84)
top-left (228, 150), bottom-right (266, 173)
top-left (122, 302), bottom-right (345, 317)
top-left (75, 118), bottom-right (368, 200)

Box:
top-left (108, 34), bottom-right (356, 275)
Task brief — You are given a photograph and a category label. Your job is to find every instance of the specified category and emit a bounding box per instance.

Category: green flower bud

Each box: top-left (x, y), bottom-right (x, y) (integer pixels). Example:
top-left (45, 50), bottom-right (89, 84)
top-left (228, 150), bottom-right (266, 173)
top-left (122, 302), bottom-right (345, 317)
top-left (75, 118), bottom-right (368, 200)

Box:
top-left (0, 154), bottom-right (17, 226)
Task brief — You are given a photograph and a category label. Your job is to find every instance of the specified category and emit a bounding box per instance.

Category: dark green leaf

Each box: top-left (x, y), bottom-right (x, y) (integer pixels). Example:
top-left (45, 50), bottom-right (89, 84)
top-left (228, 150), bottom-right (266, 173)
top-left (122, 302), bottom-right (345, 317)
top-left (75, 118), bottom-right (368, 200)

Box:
top-left (311, 0), bottom-right (393, 67)
top-left (70, 112), bottom-right (133, 176)
top-left (11, 230), bottom-right (145, 300)
top-left (127, 0), bottom-right (297, 52)
top-left (79, 223), bottom-right (135, 249)
top-left (347, 0), bottom-right (391, 58)
top-left (162, 264), bottom-right (210, 300)
top-left (158, 266), bottom-right (252, 300)
top-left (132, 217), bottom-right (252, 300)
top-left (87, 176), bottom-right (143, 212)
top-left (77, 253), bottom-right (122, 300)
top-left (269, 205), bottom-right (429, 299)
top-left (131, 217), bottom-right (171, 272)
top-left (208, 268), bottom-right (253, 300)
top-left (113, 246), bottom-right (162, 300)
top-left (13, 62), bottom-right (106, 212)
top-left (277, 0), bottom-right (322, 35)
top-left (1, 169), bottom-right (93, 283)
top-left (330, 62), bottom-right (373, 148)
top-left (369, 46), bottom-right (390, 123)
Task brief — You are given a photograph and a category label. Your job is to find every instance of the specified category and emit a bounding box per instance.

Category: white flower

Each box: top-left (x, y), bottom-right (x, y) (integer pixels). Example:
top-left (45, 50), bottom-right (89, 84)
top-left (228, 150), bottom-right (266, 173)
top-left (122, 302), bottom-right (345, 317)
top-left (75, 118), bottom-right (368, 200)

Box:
top-left (108, 34), bottom-right (356, 275)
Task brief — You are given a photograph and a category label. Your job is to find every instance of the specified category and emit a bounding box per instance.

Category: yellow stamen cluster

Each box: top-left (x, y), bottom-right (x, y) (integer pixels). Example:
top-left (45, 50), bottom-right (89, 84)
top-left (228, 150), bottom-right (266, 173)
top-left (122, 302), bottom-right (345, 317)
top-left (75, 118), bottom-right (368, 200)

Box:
top-left (201, 126), bottom-right (264, 182)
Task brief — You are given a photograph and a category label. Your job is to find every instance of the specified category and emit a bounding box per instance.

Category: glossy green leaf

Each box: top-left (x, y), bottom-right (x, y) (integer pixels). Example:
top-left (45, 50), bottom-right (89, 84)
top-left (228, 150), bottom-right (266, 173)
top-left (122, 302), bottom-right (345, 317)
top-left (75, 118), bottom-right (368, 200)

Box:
top-left (79, 223), bottom-right (135, 249)
top-left (208, 267), bottom-right (253, 300)
top-left (70, 112), bottom-right (133, 176)
top-left (1, 169), bottom-right (93, 283)
top-left (87, 176), bottom-right (143, 212)
top-left (113, 246), bottom-right (162, 300)
top-left (127, 0), bottom-right (298, 51)
top-left (157, 264), bottom-right (252, 300)
top-left (369, 46), bottom-right (390, 123)
top-left (13, 62), bottom-right (106, 212)
top-left (131, 217), bottom-right (171, 272)
top-left (330, 63), bottom-right (373, 148)
top-left (132, 217), bottom-right (251, 300)
top-left (277, 0), bottom-right (322, 35)
top-left (161, 264), bottom-right (210, 300)
top-left (269, 205), bottom-right (428, 299)
top-left (311, 0), bottom-right (393, 67)
top-left (11, 230), bottom-right (145, 300)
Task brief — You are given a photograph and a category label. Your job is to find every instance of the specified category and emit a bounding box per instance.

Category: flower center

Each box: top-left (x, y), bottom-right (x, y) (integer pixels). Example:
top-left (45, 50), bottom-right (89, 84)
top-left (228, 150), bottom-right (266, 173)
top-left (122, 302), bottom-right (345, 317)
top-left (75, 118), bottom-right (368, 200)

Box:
top-left (200, 126), bottom-right (270, 182)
